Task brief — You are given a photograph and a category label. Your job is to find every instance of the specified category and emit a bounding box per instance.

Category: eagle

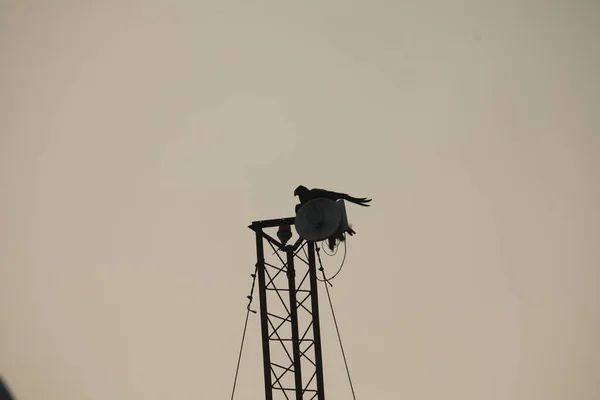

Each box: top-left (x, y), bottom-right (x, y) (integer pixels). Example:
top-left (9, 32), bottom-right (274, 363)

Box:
top-left (293, 185), bottom-right (371, 214)
top-left (293, 185), bottom-right (371, 249)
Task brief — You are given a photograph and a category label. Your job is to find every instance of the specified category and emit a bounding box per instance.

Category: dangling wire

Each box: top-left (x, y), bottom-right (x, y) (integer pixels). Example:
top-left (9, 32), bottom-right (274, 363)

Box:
top-left (317, 239), bottom-right (347, 283)
top-left (321, 239), bottom-right (339, 256)
top-left (315, 245), bottom-right (357, 400)
top-left (230, 264), bottom-right (258, 400)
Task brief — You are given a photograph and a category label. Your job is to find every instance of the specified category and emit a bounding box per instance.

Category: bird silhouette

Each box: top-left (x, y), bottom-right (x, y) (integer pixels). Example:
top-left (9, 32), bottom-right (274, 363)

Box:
top-left (293, 185), bottom-right (371, 213)
top-left (294, 186), bottom-right (369, 248)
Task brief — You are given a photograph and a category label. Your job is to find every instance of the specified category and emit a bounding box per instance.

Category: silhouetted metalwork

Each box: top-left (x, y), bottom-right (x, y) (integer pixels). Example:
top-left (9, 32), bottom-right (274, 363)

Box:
top-left (0, 377), bottom-right (15, 400)
top-left (249, 218), bottom-right (326, 400)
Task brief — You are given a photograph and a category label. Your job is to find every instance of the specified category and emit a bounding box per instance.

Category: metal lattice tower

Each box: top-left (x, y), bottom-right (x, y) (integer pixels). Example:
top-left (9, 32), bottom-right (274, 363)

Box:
top-left (249, 217), bottom-right (326, 400)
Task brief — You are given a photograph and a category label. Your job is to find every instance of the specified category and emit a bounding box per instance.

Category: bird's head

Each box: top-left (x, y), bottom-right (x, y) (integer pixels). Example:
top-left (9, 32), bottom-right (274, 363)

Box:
top-left (294, 185), bottom-right (308, 197)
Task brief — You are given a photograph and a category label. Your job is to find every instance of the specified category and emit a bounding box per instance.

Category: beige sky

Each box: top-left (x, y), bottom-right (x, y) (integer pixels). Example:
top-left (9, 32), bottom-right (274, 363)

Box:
top-left (1, 2), bottom-right (599, 399)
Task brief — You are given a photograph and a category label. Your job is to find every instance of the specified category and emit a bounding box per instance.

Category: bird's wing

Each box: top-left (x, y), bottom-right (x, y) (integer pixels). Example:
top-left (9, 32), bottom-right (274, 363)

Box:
top-left (311, 187), bottom-right (371, 204)
top-left (309, 188), bottom-right (346, 201)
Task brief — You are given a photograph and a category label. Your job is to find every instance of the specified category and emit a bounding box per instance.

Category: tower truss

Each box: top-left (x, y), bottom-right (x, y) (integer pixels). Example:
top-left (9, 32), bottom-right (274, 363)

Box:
top-left (249, 217), bottom-right (326, 400)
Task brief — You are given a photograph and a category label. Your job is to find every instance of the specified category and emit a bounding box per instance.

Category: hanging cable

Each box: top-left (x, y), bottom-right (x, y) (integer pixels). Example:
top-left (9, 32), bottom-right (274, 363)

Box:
top-left (230, 264), bottom-right (258, 400)
top-left (315, 245), bottom-right (357, 400)
top-left (322, 239), bottom-right (339, 256)
top-left (316, 239), bottom-right (347, 283)
top-left (230, 308), bottom-right (250, 400)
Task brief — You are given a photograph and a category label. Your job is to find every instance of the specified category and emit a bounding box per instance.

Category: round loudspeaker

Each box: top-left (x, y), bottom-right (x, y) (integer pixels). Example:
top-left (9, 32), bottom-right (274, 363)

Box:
top-left (295, 198), bottom-right (342, 241)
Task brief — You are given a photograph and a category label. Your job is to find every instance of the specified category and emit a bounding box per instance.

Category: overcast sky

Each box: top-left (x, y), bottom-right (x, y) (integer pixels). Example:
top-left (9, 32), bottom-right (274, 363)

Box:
top-left (1, 2), bottom-right (599, 399)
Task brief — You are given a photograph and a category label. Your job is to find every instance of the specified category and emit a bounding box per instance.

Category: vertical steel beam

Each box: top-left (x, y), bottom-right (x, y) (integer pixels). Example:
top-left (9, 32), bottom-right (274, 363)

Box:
top-left (307, 241), bottom-right (326, 400)
top-left (254, 226), bottom-right (273, 400)
top-left (286, 245), bottom-right (303, 400)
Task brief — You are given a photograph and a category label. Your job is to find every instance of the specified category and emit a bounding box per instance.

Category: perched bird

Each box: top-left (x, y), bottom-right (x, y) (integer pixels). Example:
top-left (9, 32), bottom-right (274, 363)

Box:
top-left (294, 185), bottom-right (371, 213)
top-left (294, 185), bottom-right (370, 249)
